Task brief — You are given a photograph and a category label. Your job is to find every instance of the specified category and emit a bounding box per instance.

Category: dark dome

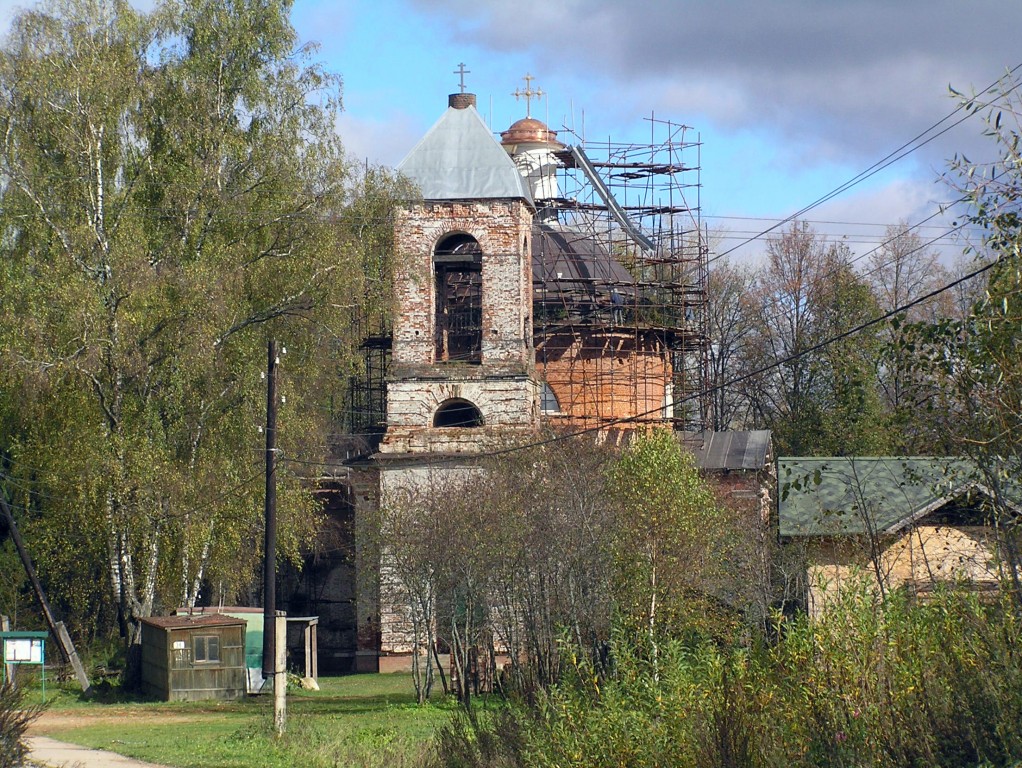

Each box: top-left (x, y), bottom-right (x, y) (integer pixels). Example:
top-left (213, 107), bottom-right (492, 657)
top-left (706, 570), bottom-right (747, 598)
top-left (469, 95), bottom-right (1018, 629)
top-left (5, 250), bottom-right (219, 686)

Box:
top-left (531, 222), bottom-right (635, 292)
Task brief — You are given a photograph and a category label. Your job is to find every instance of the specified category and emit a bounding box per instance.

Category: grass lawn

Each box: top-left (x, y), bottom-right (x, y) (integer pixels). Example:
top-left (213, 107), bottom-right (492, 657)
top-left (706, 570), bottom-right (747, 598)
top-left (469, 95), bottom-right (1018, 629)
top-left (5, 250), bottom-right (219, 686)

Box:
top-left (23, 673), bottom-right (472, 768)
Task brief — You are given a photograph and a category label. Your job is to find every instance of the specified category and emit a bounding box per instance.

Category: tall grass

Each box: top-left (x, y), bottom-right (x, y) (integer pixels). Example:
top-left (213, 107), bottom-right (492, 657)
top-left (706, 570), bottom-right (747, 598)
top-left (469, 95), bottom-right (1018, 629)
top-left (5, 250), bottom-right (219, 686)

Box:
top-left (433, 580), bottom-right (1022, 767)
top-left (0, 682), bottom-right (43, 768)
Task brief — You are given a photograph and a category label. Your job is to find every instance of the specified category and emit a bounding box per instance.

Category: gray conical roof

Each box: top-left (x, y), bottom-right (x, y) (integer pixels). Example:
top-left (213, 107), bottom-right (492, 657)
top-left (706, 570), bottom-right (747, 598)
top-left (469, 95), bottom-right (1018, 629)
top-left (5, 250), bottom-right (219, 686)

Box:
top-left (398, 105), bottom-right (534, 204)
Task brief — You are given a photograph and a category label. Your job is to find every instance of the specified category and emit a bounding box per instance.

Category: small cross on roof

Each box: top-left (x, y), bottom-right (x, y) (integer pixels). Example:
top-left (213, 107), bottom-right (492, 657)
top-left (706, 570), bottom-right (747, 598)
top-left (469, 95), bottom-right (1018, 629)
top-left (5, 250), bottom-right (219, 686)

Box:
top-left (454, 63), bottom-right (471, 94)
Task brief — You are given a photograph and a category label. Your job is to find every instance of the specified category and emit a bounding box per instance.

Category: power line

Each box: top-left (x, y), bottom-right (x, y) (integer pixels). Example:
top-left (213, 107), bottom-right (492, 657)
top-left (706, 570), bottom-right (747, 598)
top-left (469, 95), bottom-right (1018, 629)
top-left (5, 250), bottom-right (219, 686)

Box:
top-left (749, 211), bottom-right (971, 332)
top-left (711, 62), bottom-right (1022, 264)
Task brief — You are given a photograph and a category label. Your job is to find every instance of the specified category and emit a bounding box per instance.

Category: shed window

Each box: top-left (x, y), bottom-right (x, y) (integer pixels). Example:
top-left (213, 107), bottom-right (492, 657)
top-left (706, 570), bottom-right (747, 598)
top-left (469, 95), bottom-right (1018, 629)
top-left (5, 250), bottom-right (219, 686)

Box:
top-left (194, 635), bottom-right (221, 663)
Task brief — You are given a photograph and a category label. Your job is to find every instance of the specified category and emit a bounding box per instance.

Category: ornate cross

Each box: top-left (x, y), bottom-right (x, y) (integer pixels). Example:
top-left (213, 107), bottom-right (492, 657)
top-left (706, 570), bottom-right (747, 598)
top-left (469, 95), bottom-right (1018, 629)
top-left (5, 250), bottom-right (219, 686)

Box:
top-left (453, 63), bottom-right (471, 94)
top-left (512, 73), bottom-right (544, 117)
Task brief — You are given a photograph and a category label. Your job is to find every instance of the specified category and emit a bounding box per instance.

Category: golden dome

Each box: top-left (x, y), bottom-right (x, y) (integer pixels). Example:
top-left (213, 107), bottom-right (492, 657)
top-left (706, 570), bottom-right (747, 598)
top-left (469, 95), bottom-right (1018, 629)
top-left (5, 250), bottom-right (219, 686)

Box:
top-left (500, 117), bottom-right (563, 147)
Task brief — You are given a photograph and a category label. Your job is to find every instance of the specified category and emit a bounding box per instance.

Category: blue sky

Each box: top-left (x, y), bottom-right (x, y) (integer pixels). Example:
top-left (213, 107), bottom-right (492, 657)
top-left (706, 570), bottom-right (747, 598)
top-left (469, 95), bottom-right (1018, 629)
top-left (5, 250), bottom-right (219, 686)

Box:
top-left (284, 0), bottom-right (1022, 263)
top-left (2, 0), bottom-right (1020, 262)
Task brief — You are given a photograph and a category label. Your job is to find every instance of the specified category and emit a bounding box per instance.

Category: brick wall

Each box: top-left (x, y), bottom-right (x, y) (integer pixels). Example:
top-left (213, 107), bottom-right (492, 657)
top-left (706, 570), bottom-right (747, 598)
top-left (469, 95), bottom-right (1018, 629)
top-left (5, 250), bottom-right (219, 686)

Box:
top-left (392, 200), bottom-right (534, 372)
top-left (537, 329), bottom-right (672, 425)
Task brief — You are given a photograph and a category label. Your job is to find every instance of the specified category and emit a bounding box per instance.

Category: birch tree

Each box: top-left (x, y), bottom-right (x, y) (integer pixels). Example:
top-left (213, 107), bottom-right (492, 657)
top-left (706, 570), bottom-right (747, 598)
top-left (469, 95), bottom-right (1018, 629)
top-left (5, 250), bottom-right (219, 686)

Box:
top-left (0, 0), bottom-right (387, 656)
top-left (706, 259), bottom-right (757, 431)
top-left (608, 430), bottom-right (748, 675)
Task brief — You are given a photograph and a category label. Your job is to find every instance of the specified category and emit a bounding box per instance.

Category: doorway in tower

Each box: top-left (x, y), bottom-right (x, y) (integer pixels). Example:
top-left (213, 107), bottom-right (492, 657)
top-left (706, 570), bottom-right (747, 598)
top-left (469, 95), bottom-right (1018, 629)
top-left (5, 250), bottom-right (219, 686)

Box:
top-left (278, 483), bottom-right (360, 674)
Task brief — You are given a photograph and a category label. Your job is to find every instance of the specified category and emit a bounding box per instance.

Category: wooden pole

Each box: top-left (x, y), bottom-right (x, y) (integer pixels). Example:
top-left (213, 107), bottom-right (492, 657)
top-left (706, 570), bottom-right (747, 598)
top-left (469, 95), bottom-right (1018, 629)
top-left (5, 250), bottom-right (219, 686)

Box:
top-left (262, 340), bottom-right (278, 684)
top-left (273, 611), bottom-right (286, 735)
top-left (1, 615), bottom-right (12, 686)
top-left (0, 490), bottom-right (91, 695)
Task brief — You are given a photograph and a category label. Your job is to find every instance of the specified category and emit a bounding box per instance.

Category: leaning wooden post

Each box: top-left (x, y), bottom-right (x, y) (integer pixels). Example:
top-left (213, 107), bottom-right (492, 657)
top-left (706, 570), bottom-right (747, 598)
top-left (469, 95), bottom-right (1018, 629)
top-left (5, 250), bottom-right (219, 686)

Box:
top-left (273, 611), bottom-right (286, 736)
top-left (0, 492), bottom-right (91, 695)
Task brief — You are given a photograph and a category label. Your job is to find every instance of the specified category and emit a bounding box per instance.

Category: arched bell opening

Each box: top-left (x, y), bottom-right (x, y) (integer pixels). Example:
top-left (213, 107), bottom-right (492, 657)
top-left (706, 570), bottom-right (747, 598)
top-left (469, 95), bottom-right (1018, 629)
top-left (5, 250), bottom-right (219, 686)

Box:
top-left (433, 398), bottom-right (484, 428)
top-left (434, 233), bottom-right (482, 363)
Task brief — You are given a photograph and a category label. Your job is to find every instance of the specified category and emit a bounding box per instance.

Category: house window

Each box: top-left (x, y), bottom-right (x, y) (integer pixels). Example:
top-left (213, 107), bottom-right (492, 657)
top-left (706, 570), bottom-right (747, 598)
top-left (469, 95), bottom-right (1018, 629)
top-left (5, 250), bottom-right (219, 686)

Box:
top-left (434, 233), bottom-right (482, 363)
top-left (193, 635), bottom-right (220, 663)
top-left (434, 398), bottom-right (484, 428)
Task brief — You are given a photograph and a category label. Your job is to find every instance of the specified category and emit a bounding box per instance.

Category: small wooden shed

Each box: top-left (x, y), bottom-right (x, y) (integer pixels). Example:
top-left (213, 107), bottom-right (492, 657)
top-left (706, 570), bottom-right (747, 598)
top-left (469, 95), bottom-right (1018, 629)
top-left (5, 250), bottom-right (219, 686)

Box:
top-left (140, 614), bottom-right (247, 702)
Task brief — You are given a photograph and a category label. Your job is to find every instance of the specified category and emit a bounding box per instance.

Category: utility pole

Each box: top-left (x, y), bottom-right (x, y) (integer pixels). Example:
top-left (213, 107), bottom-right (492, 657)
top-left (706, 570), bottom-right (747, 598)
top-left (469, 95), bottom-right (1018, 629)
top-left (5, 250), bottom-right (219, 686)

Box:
top-left (261, 339), bottom-right (278, 686)
top-left (0, 489), bottom-right (91, 695)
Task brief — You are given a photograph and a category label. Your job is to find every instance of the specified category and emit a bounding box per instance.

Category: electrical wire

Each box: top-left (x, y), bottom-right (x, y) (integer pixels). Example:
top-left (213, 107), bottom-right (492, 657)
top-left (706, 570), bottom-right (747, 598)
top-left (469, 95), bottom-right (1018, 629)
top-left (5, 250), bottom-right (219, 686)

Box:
top-left (280, 250), bottom-right (1003, 470)
top-left (710, 62), bottom-right (1022, 264)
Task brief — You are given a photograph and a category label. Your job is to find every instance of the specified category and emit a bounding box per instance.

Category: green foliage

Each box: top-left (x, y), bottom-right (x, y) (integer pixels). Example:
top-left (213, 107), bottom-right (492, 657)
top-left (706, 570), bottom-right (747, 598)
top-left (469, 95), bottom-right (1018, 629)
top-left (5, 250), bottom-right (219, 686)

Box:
top-left (0, 0), bottom-right (402, 648)
top-left (435, 584), bottom-right (1022, 768)
top-left (740, 223), bottom-right (893, 456)
top-left (0, 682), bottom-right (44, 768)
top-left (896, 75), bottom-right (1022, 594)
top-left (608, 429), bottom-right (752, 645)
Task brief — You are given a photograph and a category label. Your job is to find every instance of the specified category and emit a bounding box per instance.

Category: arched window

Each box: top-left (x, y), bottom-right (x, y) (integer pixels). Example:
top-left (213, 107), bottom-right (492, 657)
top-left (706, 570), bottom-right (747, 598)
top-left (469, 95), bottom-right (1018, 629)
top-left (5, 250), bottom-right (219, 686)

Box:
top-left (540, 382), bottom-right (561, 414)
top-left (434, 233), bottom-right (482, 363)
top-left (433, 398), bottom-right (484, 428)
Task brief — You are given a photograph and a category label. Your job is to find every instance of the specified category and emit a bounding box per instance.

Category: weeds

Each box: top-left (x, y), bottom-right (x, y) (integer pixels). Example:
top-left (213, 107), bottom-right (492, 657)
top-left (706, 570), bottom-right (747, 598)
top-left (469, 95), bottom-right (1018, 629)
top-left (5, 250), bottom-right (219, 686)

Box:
top-left (433, 580), bottom-right (1022, 767)
top-left (0, 682), bottom-right (43, 768)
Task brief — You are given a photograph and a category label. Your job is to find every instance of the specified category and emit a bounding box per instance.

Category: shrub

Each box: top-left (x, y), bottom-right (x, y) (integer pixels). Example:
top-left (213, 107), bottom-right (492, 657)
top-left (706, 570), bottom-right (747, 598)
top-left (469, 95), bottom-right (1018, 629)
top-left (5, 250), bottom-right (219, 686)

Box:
top-left (433, 581), bottom-right (1022, 767)
top-left (0, 682), bottom-right (43, 768)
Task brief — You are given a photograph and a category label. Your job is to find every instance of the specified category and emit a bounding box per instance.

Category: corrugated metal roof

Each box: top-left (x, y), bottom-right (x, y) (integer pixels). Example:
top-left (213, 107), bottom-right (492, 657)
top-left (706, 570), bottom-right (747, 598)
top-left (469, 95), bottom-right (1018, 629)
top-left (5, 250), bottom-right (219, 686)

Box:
top-left (681, 430), bottom-right (772, 471)
top-left (778, 457), bottom-right (1019, 538)
top-left (397, 106), bottom-right (534, 204)
top-left (140, 614), bottom-right (246, 630)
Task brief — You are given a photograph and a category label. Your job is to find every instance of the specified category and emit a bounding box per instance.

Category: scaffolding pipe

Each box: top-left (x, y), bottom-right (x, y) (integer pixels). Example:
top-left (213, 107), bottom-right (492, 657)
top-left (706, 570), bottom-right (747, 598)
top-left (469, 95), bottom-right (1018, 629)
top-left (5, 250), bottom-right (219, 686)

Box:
top-left (569, 145), bottom-right (656, 255)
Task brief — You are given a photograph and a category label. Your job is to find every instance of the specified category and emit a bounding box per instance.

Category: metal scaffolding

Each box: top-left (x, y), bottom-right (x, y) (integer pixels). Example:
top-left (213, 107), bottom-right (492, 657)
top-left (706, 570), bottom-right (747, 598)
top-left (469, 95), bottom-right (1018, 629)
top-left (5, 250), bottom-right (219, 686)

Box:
top-left (533, 115), bottom-right (709, 431)
top-left (345, 114), bottom-right (710, 443)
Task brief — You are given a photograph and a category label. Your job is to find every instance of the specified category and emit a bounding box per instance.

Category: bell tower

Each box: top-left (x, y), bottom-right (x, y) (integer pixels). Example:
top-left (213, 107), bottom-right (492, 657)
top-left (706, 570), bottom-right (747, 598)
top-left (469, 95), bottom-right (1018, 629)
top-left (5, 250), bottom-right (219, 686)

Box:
top-left (379, 90), bottom-right (540, 455)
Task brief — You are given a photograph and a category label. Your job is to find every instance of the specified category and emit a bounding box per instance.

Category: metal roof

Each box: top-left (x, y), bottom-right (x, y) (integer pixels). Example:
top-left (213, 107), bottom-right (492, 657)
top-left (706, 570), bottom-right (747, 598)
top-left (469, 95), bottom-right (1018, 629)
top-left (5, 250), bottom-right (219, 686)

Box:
top-left (140, 614), bottom-right (245, 630)
top-left (397, 106), bottom-right (534, 204)
top-left (681, 430), bottom-right (772, 471)
top-left (778, 457), bottom-right (1020, 538)
top-left (531, 222), bottom-right (636, 291)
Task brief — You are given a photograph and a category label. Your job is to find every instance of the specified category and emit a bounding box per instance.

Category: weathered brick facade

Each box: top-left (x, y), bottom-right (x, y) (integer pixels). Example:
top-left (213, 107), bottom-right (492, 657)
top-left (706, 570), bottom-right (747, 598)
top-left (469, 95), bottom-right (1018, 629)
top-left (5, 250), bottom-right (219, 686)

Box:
top-left (391, 201), bottom-right (534, 371)
top-left (538, 329), bottom-right (672, 426)
top-left (377, 192), bottom-right (543, 652)
top-left (382, 199), bottom-right (541, 457)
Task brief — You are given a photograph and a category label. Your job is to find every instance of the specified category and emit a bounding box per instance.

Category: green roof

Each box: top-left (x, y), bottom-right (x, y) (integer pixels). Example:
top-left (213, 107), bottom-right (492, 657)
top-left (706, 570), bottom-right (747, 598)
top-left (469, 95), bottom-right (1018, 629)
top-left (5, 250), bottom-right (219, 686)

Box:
top-left (778, 457), bottom-right (1019, 538)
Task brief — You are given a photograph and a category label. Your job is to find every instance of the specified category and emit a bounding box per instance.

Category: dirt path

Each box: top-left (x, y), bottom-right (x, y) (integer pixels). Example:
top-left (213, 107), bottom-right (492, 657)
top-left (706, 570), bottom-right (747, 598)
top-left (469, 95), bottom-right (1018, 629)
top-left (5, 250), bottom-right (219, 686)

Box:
top-left (29, 709), bottom-right (200, 732)
top-left (26, 711), bottom-right (193, 768)
top-left (26, 735), bottom-right (172, 768)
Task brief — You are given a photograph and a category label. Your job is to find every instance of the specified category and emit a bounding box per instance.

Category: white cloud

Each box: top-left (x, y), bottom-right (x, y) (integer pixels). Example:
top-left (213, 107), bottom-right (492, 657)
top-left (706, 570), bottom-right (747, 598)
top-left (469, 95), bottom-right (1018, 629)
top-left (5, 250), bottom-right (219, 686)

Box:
top-left (336, 111), bottom-right (423, 169)
top-left (410, 0), bottom-right (1020, 172)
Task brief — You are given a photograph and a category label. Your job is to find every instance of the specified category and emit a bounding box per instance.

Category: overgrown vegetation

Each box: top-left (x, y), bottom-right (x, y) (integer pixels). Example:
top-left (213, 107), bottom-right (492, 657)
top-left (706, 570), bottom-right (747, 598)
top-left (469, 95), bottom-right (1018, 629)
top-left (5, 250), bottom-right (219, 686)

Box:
top-left (380, 430), bottom-right (770, 708)
top-left (2, 0), bottom-right (1022, 764)
top-left (0, 0), bottom-right (409, 664)
top-left (0, 682), bottom-right (43, 768)
top-left (432, 583), bottom-right (1022, 768)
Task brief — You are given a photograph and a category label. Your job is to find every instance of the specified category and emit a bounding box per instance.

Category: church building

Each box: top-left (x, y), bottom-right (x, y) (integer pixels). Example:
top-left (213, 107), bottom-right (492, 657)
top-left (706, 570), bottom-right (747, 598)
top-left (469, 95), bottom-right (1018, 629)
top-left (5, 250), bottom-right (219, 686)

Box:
top-left (280, 77), bottom-right (711, 670)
